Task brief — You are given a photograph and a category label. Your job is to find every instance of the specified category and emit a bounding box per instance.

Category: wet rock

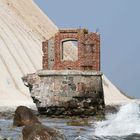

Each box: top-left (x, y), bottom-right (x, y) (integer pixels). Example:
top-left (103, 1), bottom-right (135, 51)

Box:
top-left (40, 96), bottom-right (105, 117)
top-left (83, 101), bottom-right (90, 108)
top-left (42, 107), bottom-right (66, 116)
top-left (22, 123), bottom-right (67, 140)
top-left (67, 99), bottom-right (78, 109)
top-left (0, 112), bottom-right (14, 119)
top-left (54, 107), bottom-right (65, 116)
top-left (105, 105), bottom-right (119, 114)
top-left (71, 108), bottom-right (85, 116)
top-left (38, 107), bottom-right (47, 115)
top-left (13, 106), bottom-right (40, 126)
top-left (67, 119), bottom-right (90, 126)
top-left (84, 109), bottom-right (96, 116)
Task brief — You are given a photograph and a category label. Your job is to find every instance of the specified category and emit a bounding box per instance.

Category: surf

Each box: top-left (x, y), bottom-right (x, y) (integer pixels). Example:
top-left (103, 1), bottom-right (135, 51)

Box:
top-left (94, 103), bottom-right (140, 136)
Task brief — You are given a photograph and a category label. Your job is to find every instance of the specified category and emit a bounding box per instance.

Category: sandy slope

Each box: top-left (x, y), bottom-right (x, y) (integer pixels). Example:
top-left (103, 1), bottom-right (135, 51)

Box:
top-left (102, 75), bottom-right (133, 105)
top-left (0, 0), bottom-right (133, 109)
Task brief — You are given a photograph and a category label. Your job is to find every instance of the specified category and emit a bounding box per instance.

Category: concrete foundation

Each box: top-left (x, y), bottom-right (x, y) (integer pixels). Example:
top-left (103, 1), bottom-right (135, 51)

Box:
top-left (23, 70), bottom-right (105, 116)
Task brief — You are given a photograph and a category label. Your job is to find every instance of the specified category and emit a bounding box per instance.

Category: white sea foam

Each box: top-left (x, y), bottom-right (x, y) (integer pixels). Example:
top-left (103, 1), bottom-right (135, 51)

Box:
top-left (94, 103), bottom-right (140, 136)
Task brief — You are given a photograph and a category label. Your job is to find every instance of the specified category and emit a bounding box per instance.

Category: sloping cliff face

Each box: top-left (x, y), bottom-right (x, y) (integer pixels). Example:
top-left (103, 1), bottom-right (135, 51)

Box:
top-left (0, 0), bottom-right (58, 108)
top-left (102, 75), bottom-right (132, 105)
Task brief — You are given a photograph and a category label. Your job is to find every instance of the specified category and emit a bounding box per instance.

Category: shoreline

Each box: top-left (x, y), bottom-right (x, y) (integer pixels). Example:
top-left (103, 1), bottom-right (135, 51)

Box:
top-left (0, 105), bottom-right (119, 120)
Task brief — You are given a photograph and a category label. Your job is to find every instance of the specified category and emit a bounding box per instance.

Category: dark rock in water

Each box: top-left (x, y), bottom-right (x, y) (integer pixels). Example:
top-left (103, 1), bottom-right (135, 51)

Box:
top-left (105, 105), bottom-right (119, 114)
top-left (37, 97), bottom-right (105, 117)
top-left (38, 107), bottom-right (47, 115)
top-left (13, 106), bottom-right (40, 127)
top-left (0, 112), bottom-right (14, 119)
top-left (22, 123), bottom-right (67, 140)
top-left (67, 119), bottom-right (91, 126)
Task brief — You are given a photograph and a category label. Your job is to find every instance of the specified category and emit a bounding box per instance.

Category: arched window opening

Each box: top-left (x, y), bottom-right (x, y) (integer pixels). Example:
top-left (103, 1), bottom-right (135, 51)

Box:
top-left (62, 40), bottom-right (78, 61)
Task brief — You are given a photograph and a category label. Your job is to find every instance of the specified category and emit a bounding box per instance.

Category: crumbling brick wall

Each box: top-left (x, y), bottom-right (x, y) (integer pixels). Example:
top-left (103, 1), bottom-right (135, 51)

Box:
top-left (42, 29), bottom-right (100, 71)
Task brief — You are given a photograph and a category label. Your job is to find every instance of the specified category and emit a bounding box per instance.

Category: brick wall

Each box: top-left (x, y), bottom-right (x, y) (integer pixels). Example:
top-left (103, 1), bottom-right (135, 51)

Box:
top-left (42, 28), bottom-right (100, 71)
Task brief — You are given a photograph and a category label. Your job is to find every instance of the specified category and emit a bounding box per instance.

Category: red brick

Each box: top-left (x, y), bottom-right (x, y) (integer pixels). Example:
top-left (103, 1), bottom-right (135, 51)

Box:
top-left (42, 29), bottom-right (100, 71)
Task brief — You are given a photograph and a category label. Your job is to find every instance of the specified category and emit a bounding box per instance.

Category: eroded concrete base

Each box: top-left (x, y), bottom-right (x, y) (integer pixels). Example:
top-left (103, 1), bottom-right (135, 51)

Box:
top-left (22, 70), bottom-right (105, 116)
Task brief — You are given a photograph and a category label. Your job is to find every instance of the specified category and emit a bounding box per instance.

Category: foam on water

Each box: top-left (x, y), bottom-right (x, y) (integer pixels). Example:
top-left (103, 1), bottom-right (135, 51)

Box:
top-left (94, 103), bottom-right (140, 136)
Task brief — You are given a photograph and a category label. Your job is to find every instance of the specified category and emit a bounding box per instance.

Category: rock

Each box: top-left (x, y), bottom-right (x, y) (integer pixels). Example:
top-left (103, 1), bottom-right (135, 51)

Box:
top-left (38, 107), bottom-right (47, 115)
top-left (13, 106), bottom-right (40, 126)
top-left (0, 112), bottom-right (14, 119)
top-left (83, 100), bottom-right (91, 108)
top-left (22, 123), bottom-right (67, 140)
top-left (105, 105), bottom-right (119, 114)
top-left (67, 119), bottom-right (90, 126)
top-left (67, 99), bottom-right (78, 109)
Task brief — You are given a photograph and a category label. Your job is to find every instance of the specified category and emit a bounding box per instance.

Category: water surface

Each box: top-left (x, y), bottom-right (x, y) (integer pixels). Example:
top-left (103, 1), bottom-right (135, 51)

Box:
top-left (0, 103), bottom-right (140, 140)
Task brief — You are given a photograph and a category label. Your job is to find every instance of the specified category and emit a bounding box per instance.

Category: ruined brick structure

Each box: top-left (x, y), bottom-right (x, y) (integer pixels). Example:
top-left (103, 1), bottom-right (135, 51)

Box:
top-left (42, 29), bottom-right (100, 71)
top-left (23, 28), bottom-right (105, 117)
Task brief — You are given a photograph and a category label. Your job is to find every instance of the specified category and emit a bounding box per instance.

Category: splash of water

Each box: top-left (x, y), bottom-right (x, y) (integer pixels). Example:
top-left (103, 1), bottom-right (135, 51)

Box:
top-left (94, 103), bottom-right (140, 136)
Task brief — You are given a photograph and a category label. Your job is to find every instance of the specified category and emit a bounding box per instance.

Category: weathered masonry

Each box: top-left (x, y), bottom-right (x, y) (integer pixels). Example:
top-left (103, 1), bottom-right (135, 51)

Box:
top-left (42, 29), bottom-right (100, 71)
top-left (23, 28), bottom-right (105, 116)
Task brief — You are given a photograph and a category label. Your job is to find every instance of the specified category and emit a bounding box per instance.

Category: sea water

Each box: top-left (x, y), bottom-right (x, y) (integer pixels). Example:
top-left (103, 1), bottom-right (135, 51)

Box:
top-left (0, 103), bottom-right (140, 140)
top-left (92, 102), bottom-right (140, 140)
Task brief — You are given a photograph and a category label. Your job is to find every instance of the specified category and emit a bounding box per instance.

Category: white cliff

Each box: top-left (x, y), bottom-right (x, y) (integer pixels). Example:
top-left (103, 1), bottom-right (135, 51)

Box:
top-left (102, 75), bottom-right (133, 105)
top-left (0, 0), bottom-right (58, 109)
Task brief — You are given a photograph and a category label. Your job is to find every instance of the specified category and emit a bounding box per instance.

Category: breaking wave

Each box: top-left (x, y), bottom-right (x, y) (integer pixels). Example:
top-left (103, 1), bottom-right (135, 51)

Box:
top-left (94, 103), bottom-right (140, 136)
